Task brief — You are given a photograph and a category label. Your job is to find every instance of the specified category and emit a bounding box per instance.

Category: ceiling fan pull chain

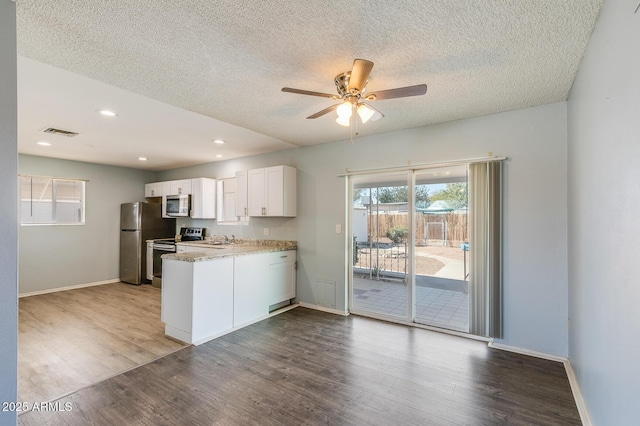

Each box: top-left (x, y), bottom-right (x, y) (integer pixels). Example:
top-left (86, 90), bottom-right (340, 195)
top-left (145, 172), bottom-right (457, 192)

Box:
top-left (350, 116), bottom-right (354, 144)
top-left (351, 106), bottom-right (358, 144)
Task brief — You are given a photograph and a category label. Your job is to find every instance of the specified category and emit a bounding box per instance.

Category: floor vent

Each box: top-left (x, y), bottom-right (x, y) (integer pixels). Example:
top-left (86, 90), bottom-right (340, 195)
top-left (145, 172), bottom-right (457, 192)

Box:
top-left (42, 127), bottom-right (79, 137)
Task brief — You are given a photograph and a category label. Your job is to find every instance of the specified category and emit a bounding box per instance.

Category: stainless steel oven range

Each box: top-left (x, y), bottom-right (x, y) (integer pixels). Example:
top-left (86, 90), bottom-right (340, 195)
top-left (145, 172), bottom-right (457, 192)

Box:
top-left (151, 227), bottom-right (205, 288)
top-left (151, 239), bottom-right (176, 288)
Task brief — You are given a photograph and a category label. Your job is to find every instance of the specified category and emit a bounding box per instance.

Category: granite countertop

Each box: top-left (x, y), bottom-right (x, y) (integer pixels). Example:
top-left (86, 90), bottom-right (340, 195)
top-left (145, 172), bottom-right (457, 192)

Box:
top-left (163, 239), bottom-right (297, 262)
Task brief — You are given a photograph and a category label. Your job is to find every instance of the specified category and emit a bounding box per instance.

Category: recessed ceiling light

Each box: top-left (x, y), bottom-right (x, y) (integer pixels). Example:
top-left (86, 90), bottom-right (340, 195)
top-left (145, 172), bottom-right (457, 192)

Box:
top-left (213, 139), bottom-right (225, 144)
top-left (216, 154), bottom-right (223, 158)
top-left (138, 157), bottom-right (148, 161)
top-left (99, 110), bottom-right (117, 117)
top-left (37, 141), bottom-right (51, 146)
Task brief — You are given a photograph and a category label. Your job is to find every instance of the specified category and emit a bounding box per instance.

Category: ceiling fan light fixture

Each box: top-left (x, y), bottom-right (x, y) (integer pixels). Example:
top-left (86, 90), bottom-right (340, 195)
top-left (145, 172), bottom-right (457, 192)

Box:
top-left (336, 101), bottom-right (353, 119)
top-left (336, 115), bottom-right (351, 127)
top-left (281, 58), bottom-right (426, 134)
top-left (356, 103), bottom-right (376, 123)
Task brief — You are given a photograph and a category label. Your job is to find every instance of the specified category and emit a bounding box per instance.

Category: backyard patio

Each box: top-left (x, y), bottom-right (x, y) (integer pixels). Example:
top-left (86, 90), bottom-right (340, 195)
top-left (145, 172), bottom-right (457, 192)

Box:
top-left (352, 245), bottom-right (469, 332)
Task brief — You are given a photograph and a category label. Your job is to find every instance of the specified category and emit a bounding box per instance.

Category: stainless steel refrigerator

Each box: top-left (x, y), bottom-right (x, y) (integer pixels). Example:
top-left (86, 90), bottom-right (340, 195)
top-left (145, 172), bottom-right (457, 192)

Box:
top-left (120, 202), bottom-right (176, 285)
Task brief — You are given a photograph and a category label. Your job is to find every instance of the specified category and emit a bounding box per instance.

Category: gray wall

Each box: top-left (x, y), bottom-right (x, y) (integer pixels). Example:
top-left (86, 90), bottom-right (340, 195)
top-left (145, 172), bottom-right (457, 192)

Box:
top-left (567, 1), bottom-right (639, 424)
top-left (161, 101), bottom-right (569, 357)
top-left (0, 0), bottom-right (18, 422)
top-left (18, 155), bottom-right (157, 294)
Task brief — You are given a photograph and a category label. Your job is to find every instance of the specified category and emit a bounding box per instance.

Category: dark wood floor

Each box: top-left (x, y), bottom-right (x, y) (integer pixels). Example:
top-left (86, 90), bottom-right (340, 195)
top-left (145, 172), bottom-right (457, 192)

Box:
top-left (19, 307), bottom-right (581, 425)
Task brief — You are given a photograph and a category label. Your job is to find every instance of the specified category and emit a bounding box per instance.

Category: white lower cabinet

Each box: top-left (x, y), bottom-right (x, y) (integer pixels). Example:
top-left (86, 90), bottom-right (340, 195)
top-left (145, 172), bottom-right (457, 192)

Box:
top-left (234, 250), bottom-right (296, 327)
top-left (161, 257), bottom-right (234, 345)
top-left (162, 249), bottom-right (296, 345)
top-left (233, 253), bottom-right (270, 327)
top-left (267, 251), bottom-right (296, 305)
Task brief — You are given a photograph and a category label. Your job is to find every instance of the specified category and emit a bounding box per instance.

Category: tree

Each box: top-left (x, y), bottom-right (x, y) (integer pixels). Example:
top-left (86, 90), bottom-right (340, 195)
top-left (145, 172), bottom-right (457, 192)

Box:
top-left (429, 182), bottom-right (468, 209)
top-left (353, 188), bottom-right (363, 203)
top-left (375, 185), bottom-right (429, 205)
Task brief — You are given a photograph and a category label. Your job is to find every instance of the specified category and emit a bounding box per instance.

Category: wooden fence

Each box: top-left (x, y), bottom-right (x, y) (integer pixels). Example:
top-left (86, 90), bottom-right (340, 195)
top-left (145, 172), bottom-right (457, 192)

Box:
top-left (364, 212), bottom-right (468, 247)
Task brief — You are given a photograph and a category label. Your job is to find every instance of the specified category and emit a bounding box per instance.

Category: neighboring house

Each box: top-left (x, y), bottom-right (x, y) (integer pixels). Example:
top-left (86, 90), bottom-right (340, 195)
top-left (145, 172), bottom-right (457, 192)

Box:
top-left (361, 201), bottom-right (408, 213)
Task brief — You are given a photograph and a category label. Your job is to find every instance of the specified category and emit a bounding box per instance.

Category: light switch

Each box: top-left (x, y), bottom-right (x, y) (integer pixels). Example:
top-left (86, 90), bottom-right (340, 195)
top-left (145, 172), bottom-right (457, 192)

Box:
top-left (335, 224), bottom-right (341, 234)
top-left (263, 227), bottom-right (270, 236)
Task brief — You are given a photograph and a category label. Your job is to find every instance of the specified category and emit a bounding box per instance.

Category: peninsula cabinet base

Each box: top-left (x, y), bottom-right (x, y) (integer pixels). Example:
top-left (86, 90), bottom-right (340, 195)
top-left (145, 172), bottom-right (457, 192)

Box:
top-left (161, 250), bottom-right (297, 345)
top-left (161, 257), bottom-right (234, 345)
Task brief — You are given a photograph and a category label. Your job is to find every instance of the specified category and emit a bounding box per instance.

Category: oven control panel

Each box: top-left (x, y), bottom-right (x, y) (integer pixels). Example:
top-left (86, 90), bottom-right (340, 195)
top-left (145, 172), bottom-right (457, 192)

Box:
top-left (180, 227), bottom-right (204, 241)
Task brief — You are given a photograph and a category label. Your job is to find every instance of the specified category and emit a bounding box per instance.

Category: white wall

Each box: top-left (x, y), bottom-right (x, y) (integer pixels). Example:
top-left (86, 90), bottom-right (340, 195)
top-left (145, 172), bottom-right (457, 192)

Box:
top-left (18, 155), bottom-right (157, 294)
top-left (160, 101), bottom-right (569, 356)
top-left (567, 1), bottom-right (640, 424)
top-left (0, 0), bottom-right (18, 422)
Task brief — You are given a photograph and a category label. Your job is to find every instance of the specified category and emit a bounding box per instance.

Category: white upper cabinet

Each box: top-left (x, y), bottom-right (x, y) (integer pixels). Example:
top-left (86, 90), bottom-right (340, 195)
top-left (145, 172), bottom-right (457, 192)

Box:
top-left (144, 182), bottom-right (163, 198)
top-left (235, 170), bottom-right (248, 218)
top-left (147, 178), bottom-right (213, 218)
top-left (146, 180), bottom-right (191, 197)
top-left (247, 165), bottom-right (296, 217)
top-left (162, 181), bottom-right (171, 196)
top-left (247, 168), bottom-right (266, 217)
top-left (169, 179), bottom-right (191, 195)
top-left (190, 177), bottom-right (216, 219)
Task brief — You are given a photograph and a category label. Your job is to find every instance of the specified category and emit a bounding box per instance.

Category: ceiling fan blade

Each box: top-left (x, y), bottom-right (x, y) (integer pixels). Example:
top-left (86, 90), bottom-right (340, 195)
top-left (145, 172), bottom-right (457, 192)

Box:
top-left (366, 84), bottom-right (427, 101)
top-left (282, 87), bottom-right (338, 99)
top-left (306, 103), bottom-right (341, 119)
top-left (347, 59), bottom-right (374, 94)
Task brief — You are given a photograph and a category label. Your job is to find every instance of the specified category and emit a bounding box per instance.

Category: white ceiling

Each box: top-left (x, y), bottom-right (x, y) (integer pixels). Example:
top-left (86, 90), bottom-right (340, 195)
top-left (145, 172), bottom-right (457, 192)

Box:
top-left (15, 0), bottom-right (603, 171)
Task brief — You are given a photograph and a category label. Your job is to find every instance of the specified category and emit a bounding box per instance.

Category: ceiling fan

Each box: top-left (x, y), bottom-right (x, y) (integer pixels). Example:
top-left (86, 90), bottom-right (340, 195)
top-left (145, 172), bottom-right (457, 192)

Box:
top-left (282, 59), bottom-right (427, 128)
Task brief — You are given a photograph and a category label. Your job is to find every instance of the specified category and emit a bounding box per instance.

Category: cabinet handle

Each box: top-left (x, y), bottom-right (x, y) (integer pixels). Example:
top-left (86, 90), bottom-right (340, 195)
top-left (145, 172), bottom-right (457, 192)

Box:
top-left (244, 207), bottom-right (247, 215)
top-left (280, 255), bottom-right (288, 258)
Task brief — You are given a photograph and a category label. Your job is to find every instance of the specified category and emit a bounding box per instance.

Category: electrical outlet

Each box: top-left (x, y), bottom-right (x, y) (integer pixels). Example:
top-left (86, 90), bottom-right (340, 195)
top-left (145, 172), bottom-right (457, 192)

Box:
top-left (263, 228), bottom-right (270, 236)
top-left (335, 224), bottom-right (341, 234)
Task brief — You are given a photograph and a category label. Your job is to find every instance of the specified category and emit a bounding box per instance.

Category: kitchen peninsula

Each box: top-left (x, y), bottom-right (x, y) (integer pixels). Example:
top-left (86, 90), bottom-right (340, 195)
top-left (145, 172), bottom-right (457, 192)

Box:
top-left (161, 239), bottom-right (297, 345)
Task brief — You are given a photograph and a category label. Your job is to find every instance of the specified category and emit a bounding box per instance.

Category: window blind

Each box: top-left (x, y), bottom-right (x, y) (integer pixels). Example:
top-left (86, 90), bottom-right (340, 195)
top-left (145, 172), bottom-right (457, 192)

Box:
top-left (468, 161), bottom-right (503, 338)
top-left (20, 175), bottom-right (85, 225)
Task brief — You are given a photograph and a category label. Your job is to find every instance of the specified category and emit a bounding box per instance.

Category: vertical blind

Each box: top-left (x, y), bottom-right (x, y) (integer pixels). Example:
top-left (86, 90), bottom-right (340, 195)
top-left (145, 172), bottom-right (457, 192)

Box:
top-left (468, 161), bottom-right (503, 338)
top-left (20, 176), bottom-right (85, 225)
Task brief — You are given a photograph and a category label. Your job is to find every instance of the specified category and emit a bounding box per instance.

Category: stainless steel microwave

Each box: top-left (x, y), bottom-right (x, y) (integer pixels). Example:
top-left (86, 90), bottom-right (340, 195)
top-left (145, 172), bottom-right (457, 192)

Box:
top-left (165, 194), bottom-right (190, 217)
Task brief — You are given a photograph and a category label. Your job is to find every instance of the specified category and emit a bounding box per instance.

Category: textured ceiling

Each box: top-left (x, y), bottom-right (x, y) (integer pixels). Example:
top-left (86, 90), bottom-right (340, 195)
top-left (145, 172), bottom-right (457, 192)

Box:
top-left (16, 0), bottom-right (602, 169)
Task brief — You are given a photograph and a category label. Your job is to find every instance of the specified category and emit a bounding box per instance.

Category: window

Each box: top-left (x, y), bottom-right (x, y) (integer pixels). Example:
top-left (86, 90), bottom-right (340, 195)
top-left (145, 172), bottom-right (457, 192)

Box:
top-left (20, 175), bottom-right (85, 225)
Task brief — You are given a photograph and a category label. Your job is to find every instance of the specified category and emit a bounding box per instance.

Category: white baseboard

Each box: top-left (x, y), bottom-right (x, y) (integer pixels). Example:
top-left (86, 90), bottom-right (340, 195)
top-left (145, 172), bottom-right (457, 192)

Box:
top-left (298, 302), bottom-right (349, 316)
top-left (488, 341), bottom-right (568, 363)
top-left (563, 359), bottom-right (592, 426)
top-left (19, 279), bottom-right (120, 298)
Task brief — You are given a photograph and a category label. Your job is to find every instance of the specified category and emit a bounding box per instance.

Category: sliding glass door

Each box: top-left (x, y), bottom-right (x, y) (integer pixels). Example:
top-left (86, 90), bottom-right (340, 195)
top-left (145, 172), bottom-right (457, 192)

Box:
top-left (349, 165), bottom-right (473, 333)
top-left (412, 167), bottom-right (469, 332)
top-left (351, 173), bottom-right (410, 320)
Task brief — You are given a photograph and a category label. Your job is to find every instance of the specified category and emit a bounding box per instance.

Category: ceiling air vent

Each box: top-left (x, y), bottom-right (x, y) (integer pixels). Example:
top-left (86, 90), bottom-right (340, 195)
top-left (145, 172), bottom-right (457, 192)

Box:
top-left (42, 127), bottom-right (79, 137)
